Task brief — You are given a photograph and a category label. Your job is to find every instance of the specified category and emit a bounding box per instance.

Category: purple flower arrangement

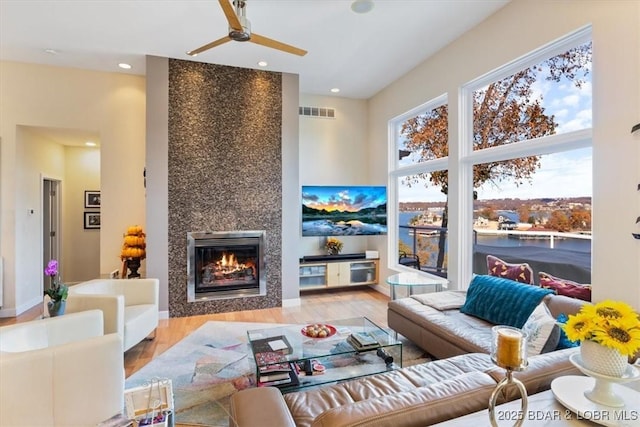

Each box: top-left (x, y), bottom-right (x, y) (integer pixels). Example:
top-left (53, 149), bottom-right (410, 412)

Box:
top-left (44, 259), bottom-right (68, 302)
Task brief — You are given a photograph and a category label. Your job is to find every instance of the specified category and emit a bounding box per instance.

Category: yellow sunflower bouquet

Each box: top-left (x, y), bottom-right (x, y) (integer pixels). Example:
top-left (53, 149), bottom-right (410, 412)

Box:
top-left (563, 300), bottom-right (640, 356)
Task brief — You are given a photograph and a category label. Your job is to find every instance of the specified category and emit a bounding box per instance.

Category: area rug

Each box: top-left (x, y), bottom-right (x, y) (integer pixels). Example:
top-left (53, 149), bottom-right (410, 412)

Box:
top-left (125, 321), bottom-right (431, 426)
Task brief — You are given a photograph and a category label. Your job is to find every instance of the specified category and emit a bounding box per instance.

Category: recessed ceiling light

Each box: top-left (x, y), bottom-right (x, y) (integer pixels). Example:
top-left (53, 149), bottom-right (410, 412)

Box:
top-left (44, 48), bottom-right (58, 55)
top-left (351, 0), bottom-right (374, 14)
top-left (257, 60), bottom-right (268, 67)
top-left (85, 141), bottom-right (97, 147)
top-left (118, 63), bottom-right (132, 70)
top-left (331, 88), bottom-right (340, 93)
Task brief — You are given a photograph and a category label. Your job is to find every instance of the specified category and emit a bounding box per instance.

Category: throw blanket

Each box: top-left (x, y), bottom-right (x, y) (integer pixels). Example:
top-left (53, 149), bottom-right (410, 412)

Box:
top-left (412, 291), bottom-right (467, 310)
top-left (460, 275), bottom-right (553, 328)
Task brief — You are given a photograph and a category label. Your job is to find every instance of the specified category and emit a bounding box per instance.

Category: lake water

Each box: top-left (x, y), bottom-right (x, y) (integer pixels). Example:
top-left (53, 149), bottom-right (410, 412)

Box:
top-left (399, 211), bottom-right (591, 253)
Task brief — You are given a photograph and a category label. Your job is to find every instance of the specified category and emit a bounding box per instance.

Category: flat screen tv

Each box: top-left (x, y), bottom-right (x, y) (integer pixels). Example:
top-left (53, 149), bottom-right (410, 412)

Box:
top-left (302, 185), bottom-right (387, 236)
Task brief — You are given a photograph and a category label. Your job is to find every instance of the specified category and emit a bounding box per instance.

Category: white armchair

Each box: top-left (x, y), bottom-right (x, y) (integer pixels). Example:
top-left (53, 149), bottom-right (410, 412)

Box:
top-left (66, 278), bottom-right (159, 351)
top-left (0, 310), bottom-right (124, 426)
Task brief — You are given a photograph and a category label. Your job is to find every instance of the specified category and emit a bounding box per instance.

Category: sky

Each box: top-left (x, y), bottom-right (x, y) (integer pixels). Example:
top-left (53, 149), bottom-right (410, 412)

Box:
top-left (398, 45), bottom-right (593, 203)
top-left (302, 185), bottom-right (387, 212)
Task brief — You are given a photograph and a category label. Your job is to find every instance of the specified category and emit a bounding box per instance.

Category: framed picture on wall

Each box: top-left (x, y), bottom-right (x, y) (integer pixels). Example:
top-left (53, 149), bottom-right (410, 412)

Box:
top-left (85, 190), bottom-right (101, 208)
top-left (84, 212), bottom-right (101, 229)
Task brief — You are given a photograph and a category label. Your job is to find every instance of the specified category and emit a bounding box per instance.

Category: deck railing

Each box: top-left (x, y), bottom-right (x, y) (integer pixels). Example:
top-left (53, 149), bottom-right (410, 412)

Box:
top-left (399, 224), bottom-right (592, 278)
top-left (472, 228), bottom-right (592, 249)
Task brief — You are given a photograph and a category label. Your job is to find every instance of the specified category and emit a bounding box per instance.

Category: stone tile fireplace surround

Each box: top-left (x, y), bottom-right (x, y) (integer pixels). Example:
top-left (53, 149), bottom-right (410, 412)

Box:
top-left (166, 59), bottom-right (283, 317)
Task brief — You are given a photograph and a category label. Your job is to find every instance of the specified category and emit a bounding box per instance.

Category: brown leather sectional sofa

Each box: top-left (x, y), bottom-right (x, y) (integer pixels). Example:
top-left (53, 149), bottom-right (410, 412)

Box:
top-left (388, 288), bottom-right (586, 360)
top-left (229, 281), bottom-right (587, 427)
top-left (229, 350), bottom-right (580, 427)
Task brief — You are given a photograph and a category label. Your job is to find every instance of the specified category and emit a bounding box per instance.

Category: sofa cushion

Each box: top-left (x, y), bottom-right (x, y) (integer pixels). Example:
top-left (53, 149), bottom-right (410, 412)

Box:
top-left (485, 348), bottom-right (580, 400)
top-left (460, 275), bottom-right (554, 328)
top-left (309, 372), bottom-right (497, 427)
top-left (0, 323), bottom-right (48, 352)
top-left (522, 302), bottom-right (560, 355)
top-left (284, 354), bottom-right (497, 427)
top-left (388, 297), bottom-right (494, 354)
top-left (487, 255), bottom-right (534, 284)
top-left (410, 291), bottom-right (467, 310)
top-left (539, 271), bottom-right (591, 301)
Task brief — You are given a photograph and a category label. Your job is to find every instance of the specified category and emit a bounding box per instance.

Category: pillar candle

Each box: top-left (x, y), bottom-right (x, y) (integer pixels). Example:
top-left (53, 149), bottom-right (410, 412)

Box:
top-left (496, 327), bottom-right (523, 368)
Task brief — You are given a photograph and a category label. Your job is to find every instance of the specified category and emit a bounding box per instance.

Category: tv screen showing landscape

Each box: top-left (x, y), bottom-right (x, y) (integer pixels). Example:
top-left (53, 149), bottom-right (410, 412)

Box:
top-left (302, 185), bottom-right (387, 236)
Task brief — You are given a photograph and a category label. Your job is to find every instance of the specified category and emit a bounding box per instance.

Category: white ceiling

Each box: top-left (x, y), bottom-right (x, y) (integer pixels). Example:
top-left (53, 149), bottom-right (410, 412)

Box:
top-left (1, 0), bottom-right (509, 100)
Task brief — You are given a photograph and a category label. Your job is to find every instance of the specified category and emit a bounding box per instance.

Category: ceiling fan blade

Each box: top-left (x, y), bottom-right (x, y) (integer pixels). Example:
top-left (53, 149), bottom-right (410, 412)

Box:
top-left (187, 36), bottom-right (232, 56)
top-left (250, 33), bottom-right (307, 56)
top-left (219, 0), bottom-right (243, 31)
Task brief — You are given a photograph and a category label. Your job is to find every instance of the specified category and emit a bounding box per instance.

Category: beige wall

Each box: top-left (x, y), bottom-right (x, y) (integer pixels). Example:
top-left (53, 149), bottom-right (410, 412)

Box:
top-left (16, 127), bottom-right (65, 305)
top-left (63, 146), bottom-right (101, 282)
top-left (18, 128), bottom-right (101, 287)
top-left (298, 94), bottom-right (387, 259)
top-left (0, 62), bottom-right (145, 316)
top-left (368, 0), bottom-right (640, 309)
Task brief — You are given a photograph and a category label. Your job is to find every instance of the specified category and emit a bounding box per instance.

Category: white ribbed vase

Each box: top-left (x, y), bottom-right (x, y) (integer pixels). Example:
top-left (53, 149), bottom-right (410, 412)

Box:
top-left (580, 339), bottom-right (628, 377)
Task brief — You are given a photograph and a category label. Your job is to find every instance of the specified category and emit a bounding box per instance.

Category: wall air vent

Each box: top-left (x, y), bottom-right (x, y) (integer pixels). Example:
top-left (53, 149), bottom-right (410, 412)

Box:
top-left (299, 106), bottom-right (336, 119)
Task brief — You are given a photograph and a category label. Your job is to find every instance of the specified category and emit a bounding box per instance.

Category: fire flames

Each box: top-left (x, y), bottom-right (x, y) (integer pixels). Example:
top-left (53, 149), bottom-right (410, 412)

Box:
top-left (199, 252), bottom-right (256, 285)
top-left (216, 252), bottom-right (245, 273)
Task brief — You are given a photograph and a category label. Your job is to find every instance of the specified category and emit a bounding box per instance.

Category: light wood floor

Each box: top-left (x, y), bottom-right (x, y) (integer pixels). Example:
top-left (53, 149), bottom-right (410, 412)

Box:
top-left (0, 287), bottom-right (390, 378)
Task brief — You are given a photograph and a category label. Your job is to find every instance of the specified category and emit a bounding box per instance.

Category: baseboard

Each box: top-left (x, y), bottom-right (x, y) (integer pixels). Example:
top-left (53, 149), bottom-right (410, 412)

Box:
top-left (0, 307), bottom-right (18, 318)
top-left (0, 295), bottom-right (44, 318)
top-left (159, 310), bottom-right (169, 320)
top-left (282, 298), bottom-right (300, 307)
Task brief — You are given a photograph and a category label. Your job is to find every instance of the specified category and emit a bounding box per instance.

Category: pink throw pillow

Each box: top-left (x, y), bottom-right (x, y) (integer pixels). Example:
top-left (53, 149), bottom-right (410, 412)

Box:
top-left (486, 255), bottom-right (534, 284)
top-left (538, 272), bottom-right (592, 301)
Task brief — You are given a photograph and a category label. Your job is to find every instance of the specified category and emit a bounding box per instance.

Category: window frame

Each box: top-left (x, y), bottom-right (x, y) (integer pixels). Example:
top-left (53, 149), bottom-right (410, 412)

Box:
top-left (389, 94), bottom-right (449, 274)
top-left (388, 26), bottom-right (593, 288)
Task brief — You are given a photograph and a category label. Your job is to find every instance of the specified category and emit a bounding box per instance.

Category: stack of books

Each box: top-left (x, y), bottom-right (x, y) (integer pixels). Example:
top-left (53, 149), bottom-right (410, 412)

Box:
top-left (251, 335), bottom-right (298, 388)
top-left (257, 362), bottom-right (299, 388)
top-left (347, 331), bottom-right (380, 351)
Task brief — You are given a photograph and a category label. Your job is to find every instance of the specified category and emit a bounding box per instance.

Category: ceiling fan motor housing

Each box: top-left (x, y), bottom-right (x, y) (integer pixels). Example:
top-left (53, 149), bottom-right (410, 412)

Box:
top-left (229, 15), bottom-right (251, 41)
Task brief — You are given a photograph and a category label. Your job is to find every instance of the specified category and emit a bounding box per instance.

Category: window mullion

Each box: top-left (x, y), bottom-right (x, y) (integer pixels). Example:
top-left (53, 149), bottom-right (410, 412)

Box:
top-left (451, 85), bottom-right (475, 290)
top-left (462, 129), bottom-right (593, 165)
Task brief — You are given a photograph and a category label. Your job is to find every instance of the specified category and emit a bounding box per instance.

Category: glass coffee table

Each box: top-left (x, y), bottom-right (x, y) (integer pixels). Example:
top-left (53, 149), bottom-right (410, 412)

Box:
top-left (247, 317), bottom-right (402, 392)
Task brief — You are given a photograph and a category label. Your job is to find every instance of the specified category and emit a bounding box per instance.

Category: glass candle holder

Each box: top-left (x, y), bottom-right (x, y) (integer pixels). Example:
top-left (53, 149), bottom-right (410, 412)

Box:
top-left (491, 325), bottom-right (528, 371)
top-left (489, 325), bottom-right (529, 427)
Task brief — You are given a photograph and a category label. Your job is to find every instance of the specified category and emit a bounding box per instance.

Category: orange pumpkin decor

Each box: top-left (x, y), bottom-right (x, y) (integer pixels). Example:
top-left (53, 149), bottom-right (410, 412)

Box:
top-left (120, 225), bottom-right (146, 261)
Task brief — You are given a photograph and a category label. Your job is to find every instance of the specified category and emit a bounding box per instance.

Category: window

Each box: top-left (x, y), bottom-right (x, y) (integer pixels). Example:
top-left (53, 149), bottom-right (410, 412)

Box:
top-left (472, 40), bottom-right (592, 149)
top-left (397, 173), bottom-right (449, 276)
top-left (397, 103), bottom-right (449, 166)
top-left (472, 148), bottom-right (592, 268)
top-left (391, 96), bottom-right (448, 275)
top-left (389, 27), bottom-right (592, 287)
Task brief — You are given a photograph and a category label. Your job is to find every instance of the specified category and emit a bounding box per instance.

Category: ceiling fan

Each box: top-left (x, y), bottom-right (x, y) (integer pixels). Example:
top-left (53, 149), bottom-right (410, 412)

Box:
top-left (187, 0), bottom-right (307, 57)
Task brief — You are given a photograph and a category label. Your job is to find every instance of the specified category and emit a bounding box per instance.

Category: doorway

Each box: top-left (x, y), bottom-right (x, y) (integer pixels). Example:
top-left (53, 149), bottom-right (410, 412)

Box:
top-left (43, 178), bottom-right (61, 287)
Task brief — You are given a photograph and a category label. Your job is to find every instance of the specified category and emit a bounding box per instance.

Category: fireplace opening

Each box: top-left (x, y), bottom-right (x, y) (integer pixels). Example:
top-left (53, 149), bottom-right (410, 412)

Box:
top-left (187, 231), bottom-right (266, 301)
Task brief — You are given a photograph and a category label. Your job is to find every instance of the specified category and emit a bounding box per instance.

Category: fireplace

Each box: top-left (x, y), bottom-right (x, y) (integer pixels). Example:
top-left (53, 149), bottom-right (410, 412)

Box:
top-left (187, 231), bottom-right (266, 301)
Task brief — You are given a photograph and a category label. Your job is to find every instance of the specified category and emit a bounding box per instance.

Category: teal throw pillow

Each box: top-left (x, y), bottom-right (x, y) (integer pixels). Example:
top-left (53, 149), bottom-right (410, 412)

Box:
top-left (460, 274), bottom-right (554, 328)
